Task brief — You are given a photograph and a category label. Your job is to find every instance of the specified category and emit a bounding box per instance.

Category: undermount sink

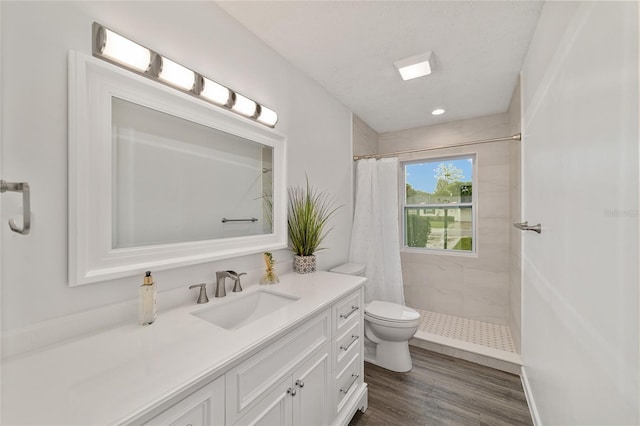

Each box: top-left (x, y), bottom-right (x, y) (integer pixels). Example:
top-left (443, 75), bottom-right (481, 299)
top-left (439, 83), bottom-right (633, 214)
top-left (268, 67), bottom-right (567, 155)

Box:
top-left (192, 289), bottom-right (300, 330)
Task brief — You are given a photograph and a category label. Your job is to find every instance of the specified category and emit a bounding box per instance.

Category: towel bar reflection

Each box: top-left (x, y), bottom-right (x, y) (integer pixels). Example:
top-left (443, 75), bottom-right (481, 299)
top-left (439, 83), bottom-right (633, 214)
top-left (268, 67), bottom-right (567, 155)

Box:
top-left (0, 180), bottom-right (31, 235)
top-left (513, 221), bottom-right (541, 234)
top-left (221, 217), bottom-right (258, 223)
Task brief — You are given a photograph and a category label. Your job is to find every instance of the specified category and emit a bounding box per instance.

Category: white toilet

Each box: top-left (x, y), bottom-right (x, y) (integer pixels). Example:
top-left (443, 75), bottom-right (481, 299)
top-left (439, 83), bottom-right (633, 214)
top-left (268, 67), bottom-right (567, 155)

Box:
top-left (330, 263), bottom-right (421, 372)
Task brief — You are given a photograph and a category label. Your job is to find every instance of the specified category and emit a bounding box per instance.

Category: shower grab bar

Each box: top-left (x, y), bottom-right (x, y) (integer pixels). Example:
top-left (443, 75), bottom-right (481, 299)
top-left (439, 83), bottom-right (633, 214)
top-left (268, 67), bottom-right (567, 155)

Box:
top-left (513, 221), bottom-right (542, 234)
top-left (340, 373), bottom-right (360, 394)
top-left (0, 180), bottom-right (30, 235)
top-left (340, 305), bottom-right (359, 319)
top-left (221, 217), bottom-right (258, 223)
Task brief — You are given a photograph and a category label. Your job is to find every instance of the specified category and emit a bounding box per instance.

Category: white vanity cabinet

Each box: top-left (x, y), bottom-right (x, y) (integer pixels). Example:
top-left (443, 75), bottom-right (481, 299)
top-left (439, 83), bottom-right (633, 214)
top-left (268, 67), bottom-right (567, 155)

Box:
top-left (331, 289), bottom-right (366, 423)
top-left (227, 310), bottom-right (332, 425)
top-left (142, 376), bottom-right (225, 426)
top-left (233, 346), bottom-right (331, 426)
top-left (149, 287), bottom-right (366, 426)
top-left (1, 273), bottom-right (366, 426)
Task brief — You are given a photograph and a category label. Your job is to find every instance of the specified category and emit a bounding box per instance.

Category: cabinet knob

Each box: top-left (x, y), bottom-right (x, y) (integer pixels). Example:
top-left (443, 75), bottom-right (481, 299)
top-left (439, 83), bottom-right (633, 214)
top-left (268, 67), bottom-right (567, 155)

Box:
top-left (295, 380), bottom-right (304, 388)
top-left (287, 387), bottom-right (297, 396)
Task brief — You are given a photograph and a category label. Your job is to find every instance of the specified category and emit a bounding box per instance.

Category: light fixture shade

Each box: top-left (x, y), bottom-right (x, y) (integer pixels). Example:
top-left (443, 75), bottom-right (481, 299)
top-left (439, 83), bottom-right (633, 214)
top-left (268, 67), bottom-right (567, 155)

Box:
top-left (232, 93), bottom-right (257, 117)
top-left (257, 106), bottom-right (278, 127)
top-left (394, 51), bottom-right (433, 81)
top-left (158, 57), bottom-right (196, 91)
top-left (201, 78), bottom-right (231, 105)
top-left (98, 27), bottom-right (151, 72)
top-left (92, 22), bottom-right (278, 128)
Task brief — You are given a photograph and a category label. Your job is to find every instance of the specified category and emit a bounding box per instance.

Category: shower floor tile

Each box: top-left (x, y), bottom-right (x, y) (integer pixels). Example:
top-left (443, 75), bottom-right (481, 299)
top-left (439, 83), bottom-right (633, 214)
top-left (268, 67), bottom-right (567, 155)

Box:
top-left (413, 309), bottom-right (516, 353)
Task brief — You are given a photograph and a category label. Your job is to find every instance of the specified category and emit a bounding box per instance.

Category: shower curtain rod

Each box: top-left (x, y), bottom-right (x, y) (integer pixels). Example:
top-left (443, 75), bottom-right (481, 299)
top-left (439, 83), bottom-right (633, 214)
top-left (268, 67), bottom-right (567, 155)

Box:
top-left (353, 133), bottom-right (521, 160)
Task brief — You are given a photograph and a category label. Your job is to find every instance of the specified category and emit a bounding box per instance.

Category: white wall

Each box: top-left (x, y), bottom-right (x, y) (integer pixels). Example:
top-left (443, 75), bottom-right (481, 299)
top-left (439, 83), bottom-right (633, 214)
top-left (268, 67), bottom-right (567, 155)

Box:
top-left (352, 114), bottom-right (378, 157)
top-left (0, 2), bottom-right (353, 341)
top-left (507, 80), bottom-right (522, 353)
top-left (521, 2), bottom-right (638, 424)
top-left (378, 113), bottom-right (518, 326)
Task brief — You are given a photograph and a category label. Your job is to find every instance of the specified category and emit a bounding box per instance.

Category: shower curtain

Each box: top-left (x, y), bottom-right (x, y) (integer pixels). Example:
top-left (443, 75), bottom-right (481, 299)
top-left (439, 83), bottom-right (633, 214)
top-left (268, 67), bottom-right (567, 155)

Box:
top-left (349, 158), bottom-right (405, 305)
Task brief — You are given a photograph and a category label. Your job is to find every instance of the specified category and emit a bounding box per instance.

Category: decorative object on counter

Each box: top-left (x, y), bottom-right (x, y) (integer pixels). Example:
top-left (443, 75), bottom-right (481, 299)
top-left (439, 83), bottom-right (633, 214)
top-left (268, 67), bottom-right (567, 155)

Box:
top-left (139, 271), bottom-right (157, 325)
top-left (288, 177), bottom-right (341, 274)
top-left (260, 252), bottom-right (280, 284)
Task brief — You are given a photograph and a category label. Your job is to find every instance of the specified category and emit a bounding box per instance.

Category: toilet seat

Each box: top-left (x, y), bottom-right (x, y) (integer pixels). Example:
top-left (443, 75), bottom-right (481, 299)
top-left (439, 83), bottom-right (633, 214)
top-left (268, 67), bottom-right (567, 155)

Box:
top-left (365, 301), bottom-right (420, 323)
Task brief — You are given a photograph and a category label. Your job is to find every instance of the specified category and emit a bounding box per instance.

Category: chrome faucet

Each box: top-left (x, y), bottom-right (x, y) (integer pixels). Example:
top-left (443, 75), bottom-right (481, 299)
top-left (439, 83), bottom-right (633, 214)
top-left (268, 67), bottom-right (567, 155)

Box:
top-left (215, 270), bottom-right (235, 298)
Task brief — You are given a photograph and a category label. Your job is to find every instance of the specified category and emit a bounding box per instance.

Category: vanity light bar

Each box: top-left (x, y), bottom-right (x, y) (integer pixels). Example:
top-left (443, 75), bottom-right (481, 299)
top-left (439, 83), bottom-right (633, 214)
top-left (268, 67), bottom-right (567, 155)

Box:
top-left (92, 22), bottom-right (278, 128)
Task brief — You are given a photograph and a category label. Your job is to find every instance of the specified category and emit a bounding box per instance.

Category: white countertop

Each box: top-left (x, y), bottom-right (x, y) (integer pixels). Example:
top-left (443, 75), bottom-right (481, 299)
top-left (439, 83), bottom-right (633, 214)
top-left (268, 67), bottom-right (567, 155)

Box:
top-left (1, 271), bottom-right (365, 425)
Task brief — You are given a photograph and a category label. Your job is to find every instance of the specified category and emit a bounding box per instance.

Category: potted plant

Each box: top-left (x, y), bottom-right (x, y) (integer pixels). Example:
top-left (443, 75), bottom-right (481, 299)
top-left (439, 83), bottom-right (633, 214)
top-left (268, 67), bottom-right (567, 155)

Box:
top-left (287, 178), bottom-right (340, 273)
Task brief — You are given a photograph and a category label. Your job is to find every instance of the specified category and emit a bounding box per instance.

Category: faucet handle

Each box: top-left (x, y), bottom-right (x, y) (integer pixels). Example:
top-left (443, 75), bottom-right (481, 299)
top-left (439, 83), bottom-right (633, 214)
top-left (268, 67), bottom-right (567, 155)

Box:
top-left (189, 283), bottom-right (209, 304)
top-left (233, 272), bottom-right (247, 293)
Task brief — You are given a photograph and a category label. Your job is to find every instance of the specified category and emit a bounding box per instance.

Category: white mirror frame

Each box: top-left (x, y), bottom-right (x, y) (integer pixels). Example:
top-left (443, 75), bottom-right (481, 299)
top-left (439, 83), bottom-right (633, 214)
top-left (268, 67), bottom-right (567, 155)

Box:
top-left (68, 51), bottom-right (287, 286)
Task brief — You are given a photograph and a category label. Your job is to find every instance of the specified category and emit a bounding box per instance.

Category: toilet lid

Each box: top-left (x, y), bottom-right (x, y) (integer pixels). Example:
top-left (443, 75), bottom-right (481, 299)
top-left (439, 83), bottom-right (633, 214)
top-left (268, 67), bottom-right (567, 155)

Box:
top-left (330, 263), bottom-right (366, 275)
top-left (365, 301), bottom-right (420, 322)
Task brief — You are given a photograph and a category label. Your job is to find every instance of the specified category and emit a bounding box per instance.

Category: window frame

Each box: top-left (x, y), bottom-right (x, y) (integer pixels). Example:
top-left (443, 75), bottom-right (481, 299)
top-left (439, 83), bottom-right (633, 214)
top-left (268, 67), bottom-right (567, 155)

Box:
top-left (400, 153), bottom-right (478, 256)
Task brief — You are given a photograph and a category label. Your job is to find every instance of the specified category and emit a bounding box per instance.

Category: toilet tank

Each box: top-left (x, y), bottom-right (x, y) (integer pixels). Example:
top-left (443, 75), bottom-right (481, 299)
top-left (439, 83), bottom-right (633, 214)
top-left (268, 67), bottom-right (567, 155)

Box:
top-left (329, 263), bottom-right (366, 276)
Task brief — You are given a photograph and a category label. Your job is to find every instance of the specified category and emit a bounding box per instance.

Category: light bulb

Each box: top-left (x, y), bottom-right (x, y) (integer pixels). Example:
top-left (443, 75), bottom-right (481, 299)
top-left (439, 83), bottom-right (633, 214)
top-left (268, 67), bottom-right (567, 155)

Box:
top-left (101, 28), bottom-right (151, 72)
top-left (158, 57), bottom-right (195, 91)
top-left (232, 93), bottom-right (257, 117)
top-left (257, 106), bottom-right (278, 127)
top-left (201, 78), bottom-right (230, 105)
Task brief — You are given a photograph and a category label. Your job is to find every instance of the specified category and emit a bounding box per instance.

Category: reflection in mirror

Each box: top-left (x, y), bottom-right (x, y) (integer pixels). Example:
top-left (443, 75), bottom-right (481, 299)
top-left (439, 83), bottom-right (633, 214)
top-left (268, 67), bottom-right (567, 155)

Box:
top-left (112, 97), bottom-right (273, 249)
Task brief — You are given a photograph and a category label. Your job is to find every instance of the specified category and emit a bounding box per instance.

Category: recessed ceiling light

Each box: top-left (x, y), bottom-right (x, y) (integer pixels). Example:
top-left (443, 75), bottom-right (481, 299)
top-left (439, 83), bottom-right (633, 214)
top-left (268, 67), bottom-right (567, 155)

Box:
top-left (394, 51), bottom-right (433, 81)
top-left (432, 108), bottom-right (446, 116)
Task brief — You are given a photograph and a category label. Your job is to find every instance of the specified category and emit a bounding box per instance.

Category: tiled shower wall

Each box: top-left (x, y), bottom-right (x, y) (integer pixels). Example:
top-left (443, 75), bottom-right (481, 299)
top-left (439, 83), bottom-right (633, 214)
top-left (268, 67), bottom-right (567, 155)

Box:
top-left (352, 109), bottom-right (521, 333)
top-left (378, 114), bottom-right (514, 325)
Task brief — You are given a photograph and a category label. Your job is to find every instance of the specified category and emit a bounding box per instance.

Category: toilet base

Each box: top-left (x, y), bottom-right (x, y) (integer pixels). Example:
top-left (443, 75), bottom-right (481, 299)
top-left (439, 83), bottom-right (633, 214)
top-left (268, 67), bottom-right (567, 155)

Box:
top-left (363, 338), bottom-right (413, 372)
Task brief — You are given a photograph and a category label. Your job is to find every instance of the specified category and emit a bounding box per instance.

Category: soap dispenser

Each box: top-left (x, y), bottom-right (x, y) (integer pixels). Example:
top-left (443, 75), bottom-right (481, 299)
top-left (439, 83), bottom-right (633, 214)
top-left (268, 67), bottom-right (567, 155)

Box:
top-left (139, 271), bottom-right (157, 325)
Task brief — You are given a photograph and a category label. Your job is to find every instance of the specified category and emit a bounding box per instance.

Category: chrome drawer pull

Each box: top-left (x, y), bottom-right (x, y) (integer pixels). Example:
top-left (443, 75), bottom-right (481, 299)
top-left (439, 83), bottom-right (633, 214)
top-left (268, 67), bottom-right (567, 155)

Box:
top-left (339, 305), bottom-right (359, 320)
top-left (340, 373), bottom-right (359, 394)
top-left (339, 335), bottom-right (359, 351)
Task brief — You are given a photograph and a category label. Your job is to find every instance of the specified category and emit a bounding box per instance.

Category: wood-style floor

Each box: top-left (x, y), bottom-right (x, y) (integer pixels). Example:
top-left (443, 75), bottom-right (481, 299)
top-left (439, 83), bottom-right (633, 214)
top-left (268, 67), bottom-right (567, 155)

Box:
top-left (349, 346), bottom-right (533, 426)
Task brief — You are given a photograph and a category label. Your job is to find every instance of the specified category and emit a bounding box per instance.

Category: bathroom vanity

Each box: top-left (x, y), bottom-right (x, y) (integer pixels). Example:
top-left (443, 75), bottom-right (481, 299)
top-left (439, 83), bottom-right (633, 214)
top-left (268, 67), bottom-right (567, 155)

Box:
top-left (1, 272), bottom-right (367, 425)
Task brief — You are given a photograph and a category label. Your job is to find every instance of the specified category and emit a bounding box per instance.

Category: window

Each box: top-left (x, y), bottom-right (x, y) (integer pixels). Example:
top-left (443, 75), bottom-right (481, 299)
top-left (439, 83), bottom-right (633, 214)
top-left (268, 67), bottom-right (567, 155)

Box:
top-left (402, 155), bottom-right (475, 253)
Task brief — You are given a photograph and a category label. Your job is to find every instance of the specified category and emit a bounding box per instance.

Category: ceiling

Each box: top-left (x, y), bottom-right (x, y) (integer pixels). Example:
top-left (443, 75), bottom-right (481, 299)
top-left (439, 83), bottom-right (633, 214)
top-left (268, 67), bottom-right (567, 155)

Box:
top-left (217, 1), bottom-right (544, 134)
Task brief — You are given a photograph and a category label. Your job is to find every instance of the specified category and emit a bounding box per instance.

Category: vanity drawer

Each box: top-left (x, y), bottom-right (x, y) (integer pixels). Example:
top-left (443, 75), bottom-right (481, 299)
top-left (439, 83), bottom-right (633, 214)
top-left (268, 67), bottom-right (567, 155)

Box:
top-left (335, 352), bottom-right (362, 414)
top-left (226, 309), bottom-right (330, 424)
top-left (333, 290), bottom-right (361, 333)
top-left (334, 320), bottom-right (361, 369)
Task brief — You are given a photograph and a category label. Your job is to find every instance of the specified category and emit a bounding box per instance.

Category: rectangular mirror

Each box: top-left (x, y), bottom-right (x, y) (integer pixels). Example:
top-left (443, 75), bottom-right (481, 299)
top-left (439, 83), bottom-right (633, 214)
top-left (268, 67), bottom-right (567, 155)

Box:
top-left (68, 52), bottom-right (286, 286)
top-left (112, 97), bottom-right (274, 248)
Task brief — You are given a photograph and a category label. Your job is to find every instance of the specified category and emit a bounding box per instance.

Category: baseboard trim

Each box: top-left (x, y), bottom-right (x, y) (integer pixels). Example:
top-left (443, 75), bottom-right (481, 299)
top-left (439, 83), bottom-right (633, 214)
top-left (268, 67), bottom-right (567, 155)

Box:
top-left (520, 366), bottom-right (542, 426)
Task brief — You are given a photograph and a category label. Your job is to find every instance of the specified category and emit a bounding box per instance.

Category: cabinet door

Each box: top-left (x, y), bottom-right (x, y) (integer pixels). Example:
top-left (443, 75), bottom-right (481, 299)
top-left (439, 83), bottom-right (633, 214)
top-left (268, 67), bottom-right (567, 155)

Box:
top-left (293, 345), bottom-right (330, 426)
top-left (234, 376), bottom-right (293, 426)
top-left (144, 376), bottom-right (225, 426)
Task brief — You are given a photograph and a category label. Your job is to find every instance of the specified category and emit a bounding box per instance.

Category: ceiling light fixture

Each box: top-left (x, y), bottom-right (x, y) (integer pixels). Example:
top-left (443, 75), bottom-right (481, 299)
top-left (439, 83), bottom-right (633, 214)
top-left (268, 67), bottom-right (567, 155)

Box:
top-left (432, 108), bottom-right (446, 116)
top-left (394, 51), bottom-right (433, 81)
top-left (92, 22), bottom-right (278, 128)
